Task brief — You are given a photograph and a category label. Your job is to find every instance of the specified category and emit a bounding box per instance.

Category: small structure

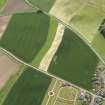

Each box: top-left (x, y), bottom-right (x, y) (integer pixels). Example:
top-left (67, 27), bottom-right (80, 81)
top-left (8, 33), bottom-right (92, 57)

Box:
top-left (61, 81), bottom-right (71, 87)
top-left (79, 91), bottom-right (91, 104)
top-left (99, 19), bottom-right (105, 38)
top-left (94, 97), bottom-right (103, 105)
top-left (36, 10), bottom-right (43, 14)
top-left (48, 91), bottom-right (55, 96)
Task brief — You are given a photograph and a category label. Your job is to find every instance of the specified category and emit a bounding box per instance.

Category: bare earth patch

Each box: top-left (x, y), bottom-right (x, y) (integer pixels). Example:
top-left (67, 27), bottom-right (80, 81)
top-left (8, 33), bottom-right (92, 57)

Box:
top-left (0, 50), bottom-right (21, 89)
top-left (0, 15), bottom-right (11, 39)
top-left (1, 0), bottom-right (34, 15)
top-left (39, 24), bottom-right (65, 71)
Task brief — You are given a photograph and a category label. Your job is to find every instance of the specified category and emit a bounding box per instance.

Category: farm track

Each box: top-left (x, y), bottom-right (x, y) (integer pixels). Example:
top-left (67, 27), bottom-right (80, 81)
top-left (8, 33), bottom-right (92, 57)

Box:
top-left (25, 0), bottom-right (105, 65)
top-left (0, 0), bottom-right (104, 101)
top-left (0, 47), bottom-right (103, 99)
top-left (39, 23), bottom-right (65, 71)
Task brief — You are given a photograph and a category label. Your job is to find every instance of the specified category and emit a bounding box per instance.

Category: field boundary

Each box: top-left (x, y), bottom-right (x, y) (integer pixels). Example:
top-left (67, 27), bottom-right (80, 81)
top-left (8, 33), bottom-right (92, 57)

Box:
top-left (25, 0), bottom-right (105, 65)
top-left (39, 23), bottom-right (65, 71)
top-left (56, 87), bottom-right (78, 105)
top-left (45, 80), bottom-right (58, 105)
top-left (0, 47), bottom-right (102, 99)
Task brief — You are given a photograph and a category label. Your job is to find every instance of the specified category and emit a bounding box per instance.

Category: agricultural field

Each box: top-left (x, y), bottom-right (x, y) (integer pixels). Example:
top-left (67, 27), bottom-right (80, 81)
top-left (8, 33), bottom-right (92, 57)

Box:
top-left (1, 67), bottom-right (52, 105)
top-left (49, 0), bottom-right (86, 23)
top-left (48, 28), bottom-right (99, 90)
top-left (0, 15), bottom-right (11, 39)
top-left (32, 17), bottom-right (58, 67)
top-left (0, 0), bottom-right (35, 15)
top-left (70, 0), bottom-right (105, 60)
top-left (70, 0), bottom-right (105, 42)
top-left (103, 101), bottom-right (105, 105)
top-left (0, 49), bottom-right (21, 89)
top-left (27, 0), bottom-right (105, 62)
top-left (27, 0), bottom-right (56, 12)
top-left (0, 12), bottom-right (58, 64)
top-left (0, 0), bottom-right (7, 9)
top-left (42, 79), bottom-right (83, 105)
top-left (0, 1), bottom-right (105, 105)
top-left (0, 49), bottom-right (24, 104)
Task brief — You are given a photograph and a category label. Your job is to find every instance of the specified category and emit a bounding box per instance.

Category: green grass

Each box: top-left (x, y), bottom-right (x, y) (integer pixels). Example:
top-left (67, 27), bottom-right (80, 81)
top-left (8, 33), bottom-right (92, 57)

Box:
top-left (0, 0), bottom-right (6, 9)
top-left (2, 67), bottom-right (52, 105)
top-left (102, 101), bottom-right (105, 105)
top-left (70, 0), bottom-right (105, 41)
top-left (48, 28), bottom-right (99, 90)
top-left (27, 0), bottom-right (55, 11)
top-left (92, 32), bottom-right (105, 60)
top-left (0, 12), bottom-right (50, 62)
top-left (31, 17), bottom-right (58, 67)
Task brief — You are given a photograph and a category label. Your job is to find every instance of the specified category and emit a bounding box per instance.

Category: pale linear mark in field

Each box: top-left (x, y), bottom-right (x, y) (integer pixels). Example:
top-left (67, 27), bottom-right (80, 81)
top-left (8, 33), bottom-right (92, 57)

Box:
top-left (68, 0), bottom-right (88, 21)
top-left (57, 87), bottom-right (78, 105)
top-left (0, 48), bottom-right (103, 100)
top-left (49, 0), bottom-right (96, 43)
top-left (58, 97), bottom-right (75, 102)
top-left (45, 80), bottom-right (58, 105)
top-left (53, 85), bottom-right (61, 105)
top-left (25, 0), bottom-right (34, 7)
top-left (39, 23), bottom-right (65, 71)
top-left (74, 92), bottom-right (78, 105)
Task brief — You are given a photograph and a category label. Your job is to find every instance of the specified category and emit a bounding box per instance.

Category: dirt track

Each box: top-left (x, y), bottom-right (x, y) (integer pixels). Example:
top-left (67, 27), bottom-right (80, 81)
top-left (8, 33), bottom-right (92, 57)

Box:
top-left (0, 51), bottom-right (21, 89)
top-left (39, 24), bottom-right (65, 71)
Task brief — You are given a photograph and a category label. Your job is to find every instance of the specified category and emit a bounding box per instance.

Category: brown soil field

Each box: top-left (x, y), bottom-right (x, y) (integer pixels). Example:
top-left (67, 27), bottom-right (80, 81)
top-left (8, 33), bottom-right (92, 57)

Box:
top-left (0, 50), bottom-right (21, 89)
top-left (1, 0), bottom-right (34, 15)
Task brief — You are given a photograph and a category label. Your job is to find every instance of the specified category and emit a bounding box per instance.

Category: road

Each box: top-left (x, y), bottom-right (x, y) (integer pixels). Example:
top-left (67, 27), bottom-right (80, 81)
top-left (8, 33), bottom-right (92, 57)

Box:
top-left (0, 47), bottom-right (103, 100)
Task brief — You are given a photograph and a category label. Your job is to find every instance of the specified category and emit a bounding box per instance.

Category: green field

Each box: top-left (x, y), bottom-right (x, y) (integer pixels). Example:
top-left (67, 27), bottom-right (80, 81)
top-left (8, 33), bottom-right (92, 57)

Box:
top-left (0, 12), bottom-right (51, 62)
top-left (0, 66), bottom-right (23, 105)
top-left (31, 17), bottom-right (58, 67)
top-left (48, 28), bottom-right (99, 90)
top-left (70, 0), bottom-right (105, 41)
top-left (27, 0), bottom-right (105, 63)
top-left (2, 67), bottom-right (51, 105)
top-left (102, 101), bottom-right (105, 105)
top-left (27, 0), bottom-right (55, 11)
top-left (0, 0), bottom-right (6, 9)
top-left (70, 0), bottom-right (105, 60)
